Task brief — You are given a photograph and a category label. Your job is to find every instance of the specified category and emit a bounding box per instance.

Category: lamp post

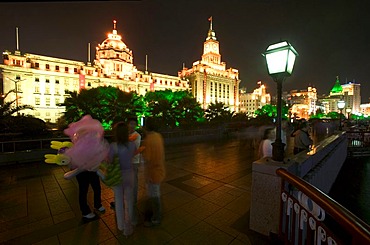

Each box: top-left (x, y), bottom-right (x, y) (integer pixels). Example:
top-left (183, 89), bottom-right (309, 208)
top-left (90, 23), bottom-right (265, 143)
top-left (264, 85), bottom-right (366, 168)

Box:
top-left (263, 40), bottom-right (298, 162)
top-left (346, 108), bottom-right (351, 120)
top-left (337, 100), bottom-right (345, 131)
top-left (6, 77), bottom-right (25, 116)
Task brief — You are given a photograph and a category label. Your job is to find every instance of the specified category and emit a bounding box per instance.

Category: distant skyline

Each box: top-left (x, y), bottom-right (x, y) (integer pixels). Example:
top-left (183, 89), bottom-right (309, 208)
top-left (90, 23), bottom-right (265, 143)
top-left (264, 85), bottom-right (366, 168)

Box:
top-left (1, 0), bottom-right (370, 101)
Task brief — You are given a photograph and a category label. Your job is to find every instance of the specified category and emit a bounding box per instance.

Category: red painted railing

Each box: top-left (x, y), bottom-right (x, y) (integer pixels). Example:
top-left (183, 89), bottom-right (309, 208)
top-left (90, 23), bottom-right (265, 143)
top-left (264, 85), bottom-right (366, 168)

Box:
top-left (276, 168), bottom-right (370, 245)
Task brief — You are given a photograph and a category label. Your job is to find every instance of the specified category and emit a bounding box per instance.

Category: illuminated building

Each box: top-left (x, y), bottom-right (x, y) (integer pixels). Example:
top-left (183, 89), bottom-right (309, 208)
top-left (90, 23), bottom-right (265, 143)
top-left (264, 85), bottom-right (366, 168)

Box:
top-left (239, 81), bottom-right (271, 116)
top-left (178, 17), bottom-right (240, 111)
top-left (360, 103), bottom-right (370, 116)
top-left (0, 21), bottom-right (189, 123)
top-left (288, 86), bottom-right (317, 119)
top-left (321, 76), bottom-right (361, 114)
top-left (342, 81), bottom-right (361, 114)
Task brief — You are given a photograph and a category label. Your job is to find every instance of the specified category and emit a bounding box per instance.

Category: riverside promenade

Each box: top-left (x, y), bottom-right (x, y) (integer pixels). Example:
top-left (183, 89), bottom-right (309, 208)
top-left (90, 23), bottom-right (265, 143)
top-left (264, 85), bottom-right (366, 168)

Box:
top-left (0, 134), bottom-right (278, 245)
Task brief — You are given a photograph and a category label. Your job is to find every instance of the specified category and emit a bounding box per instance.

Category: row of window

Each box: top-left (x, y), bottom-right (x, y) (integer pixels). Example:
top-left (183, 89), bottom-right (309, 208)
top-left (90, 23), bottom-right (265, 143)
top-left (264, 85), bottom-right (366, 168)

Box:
top-left (33, 62), bottom-right (79, 73)
top-left (34, 111), bottom-right (63, 117)
top-left (34, 97), bottom-right (63, 106)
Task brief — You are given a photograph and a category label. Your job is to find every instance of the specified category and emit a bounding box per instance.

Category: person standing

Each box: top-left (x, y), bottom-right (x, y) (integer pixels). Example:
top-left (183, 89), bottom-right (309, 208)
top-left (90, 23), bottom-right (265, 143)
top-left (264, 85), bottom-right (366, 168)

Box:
top-left (258, 127), bottom-right (276, 159)
top-left (108, 122), bottom-right (136, 236)
top-left (75, 170), bottom-right (105, 220)
top-left (293, 121), bottom-right (313, 154)
top-left (141, 117), bottom-right (166, 227)
top-left (128, 117), bottom-right (142, 225)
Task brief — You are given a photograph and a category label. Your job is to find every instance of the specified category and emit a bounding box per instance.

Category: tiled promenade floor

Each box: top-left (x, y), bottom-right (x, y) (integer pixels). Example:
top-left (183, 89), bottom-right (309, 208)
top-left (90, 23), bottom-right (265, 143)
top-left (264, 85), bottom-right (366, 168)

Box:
top-left (0, 135), bottom-right (286, 245)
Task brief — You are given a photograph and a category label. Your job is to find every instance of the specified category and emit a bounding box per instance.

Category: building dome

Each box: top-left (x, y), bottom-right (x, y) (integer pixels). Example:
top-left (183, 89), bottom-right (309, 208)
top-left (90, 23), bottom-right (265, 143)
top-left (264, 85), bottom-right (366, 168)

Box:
top-left (99, 21), bottom-right (127, 50)
top-left (331, 76), bottom-right (343, 94)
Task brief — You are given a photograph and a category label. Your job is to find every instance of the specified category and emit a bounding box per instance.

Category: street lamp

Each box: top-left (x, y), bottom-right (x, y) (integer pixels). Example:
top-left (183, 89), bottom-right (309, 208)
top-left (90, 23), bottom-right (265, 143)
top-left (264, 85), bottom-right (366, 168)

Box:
top-left (346, 108), bottom-right (352, 120)
top-left (337, 100), bottom-right (345, 130)
top-left (263, 40), bottom-right (298, 161)
top-left (6, 77), bottom-right (25, 116)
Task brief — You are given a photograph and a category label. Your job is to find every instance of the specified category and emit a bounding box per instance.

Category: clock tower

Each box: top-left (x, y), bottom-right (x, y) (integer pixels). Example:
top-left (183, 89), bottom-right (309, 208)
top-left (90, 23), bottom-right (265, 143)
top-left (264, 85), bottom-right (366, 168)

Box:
top-left (179, 17), bottom-right (241, 112)
top-left (202, 17), bottom-right (221, 66)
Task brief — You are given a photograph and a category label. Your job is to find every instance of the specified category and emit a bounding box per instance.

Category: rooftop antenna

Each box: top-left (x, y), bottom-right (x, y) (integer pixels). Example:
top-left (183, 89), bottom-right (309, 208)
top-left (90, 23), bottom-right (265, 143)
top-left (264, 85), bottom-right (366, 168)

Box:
top-left (145, 54), bottom-right (148, 72)
top-left (15, 27), bottom-right (20, 55)
top-left (88, 42), bottom-right (91, 65)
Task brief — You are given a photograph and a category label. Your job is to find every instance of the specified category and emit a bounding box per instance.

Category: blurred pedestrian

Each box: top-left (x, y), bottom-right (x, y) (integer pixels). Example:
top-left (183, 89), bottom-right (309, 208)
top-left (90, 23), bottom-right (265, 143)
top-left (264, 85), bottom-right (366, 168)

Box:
top-left (141, 117), bottom-right (166, 227)
top-left (128, 117), bottom-right (142, 225)
top-left (292, 121), bottom-right (313, 154)
top-left (258, 127), bottom-right (276, 159)
top-left (108, 122), bottom-right (136, 236)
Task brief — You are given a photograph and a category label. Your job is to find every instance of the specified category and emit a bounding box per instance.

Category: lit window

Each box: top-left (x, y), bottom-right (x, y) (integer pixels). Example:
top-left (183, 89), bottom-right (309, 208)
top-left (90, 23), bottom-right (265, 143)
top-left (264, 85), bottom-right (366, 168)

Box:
top-left (35, 111), bottom-right (40, 116)
top-left (45, 88), bottom-right (50, 94)
top-left (46, 98), bottom-right (50, 106)
top-left (35, 86), bottom-right (40, 93)
top-left (35, 98), bottom-right (40, 105)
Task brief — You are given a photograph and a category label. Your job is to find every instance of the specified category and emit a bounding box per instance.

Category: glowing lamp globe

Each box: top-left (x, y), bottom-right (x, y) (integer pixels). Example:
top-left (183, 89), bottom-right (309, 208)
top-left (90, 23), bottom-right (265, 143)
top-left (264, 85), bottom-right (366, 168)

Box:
top-left (263, 41), bottom-right (298, 80)
top-left (337, 100), bottom-right (345, 109)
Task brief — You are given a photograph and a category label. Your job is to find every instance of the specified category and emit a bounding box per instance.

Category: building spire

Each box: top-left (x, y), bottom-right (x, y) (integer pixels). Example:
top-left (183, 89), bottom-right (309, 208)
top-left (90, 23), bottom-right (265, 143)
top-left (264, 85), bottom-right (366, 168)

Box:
top-left (112, 20), bottom-right (118, 35)
top-left (206, 16), bottom-right (216, 41)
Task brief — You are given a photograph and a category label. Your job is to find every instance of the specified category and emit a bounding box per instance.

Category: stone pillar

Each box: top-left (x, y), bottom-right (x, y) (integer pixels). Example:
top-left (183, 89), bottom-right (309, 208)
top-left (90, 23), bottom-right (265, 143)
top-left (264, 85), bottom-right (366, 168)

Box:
top-left (249, 158), bottom-right (290, 236)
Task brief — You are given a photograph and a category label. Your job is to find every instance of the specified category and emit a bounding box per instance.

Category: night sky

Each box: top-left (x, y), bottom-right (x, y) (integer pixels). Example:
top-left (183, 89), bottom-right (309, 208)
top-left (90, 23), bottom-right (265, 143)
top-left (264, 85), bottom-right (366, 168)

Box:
top-left (1, 0), bottom-right (370, 101)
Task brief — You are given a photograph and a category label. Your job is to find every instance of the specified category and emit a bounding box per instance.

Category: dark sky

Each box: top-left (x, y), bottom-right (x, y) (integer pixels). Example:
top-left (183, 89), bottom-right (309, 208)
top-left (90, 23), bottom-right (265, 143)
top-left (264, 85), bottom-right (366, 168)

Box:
top-left (1, 0), bottom-right (370, 101)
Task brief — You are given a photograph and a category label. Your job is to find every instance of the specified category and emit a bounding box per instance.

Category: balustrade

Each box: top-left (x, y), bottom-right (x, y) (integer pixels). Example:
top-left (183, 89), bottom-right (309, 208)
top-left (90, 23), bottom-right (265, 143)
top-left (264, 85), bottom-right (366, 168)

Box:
top-left (277, 168), bottom-right (370, 245)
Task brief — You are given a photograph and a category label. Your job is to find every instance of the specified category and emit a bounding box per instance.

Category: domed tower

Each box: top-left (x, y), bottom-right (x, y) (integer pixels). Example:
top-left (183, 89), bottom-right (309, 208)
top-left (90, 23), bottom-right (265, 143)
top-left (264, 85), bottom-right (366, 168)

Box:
top-left (95, 20), bottom-right (135, 80)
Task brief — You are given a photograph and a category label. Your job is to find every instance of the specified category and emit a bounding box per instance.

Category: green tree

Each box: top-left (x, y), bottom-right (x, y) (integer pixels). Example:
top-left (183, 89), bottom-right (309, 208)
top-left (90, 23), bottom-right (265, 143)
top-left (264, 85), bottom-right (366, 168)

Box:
top-left (144, 89), bottom-right (203, 129)
top-left (0, 90), bottom-right (35, 135)
top-left (254, 103), bottom-right (289, 120)
top-left (0, 89), bottom-right (33, 120)
top-left (63, 86), bottom-right (144, 130)
top-left (204, 101), bottom-right (234, 123)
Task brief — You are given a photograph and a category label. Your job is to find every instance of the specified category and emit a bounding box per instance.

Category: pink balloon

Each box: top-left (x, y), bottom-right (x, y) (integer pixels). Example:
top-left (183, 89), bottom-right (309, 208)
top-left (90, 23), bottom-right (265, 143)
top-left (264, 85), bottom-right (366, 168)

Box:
top-left (64, 115), bottom-right (109, 171)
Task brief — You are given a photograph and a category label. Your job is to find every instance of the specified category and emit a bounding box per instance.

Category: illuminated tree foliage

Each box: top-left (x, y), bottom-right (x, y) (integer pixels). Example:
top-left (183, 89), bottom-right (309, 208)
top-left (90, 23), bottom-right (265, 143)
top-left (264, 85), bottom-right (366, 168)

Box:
top-left (204, 101), bottom-right (234, 123)
top-left (63, 86), bottom-right (143, 130)
top-left (0, 89), bottom-right (33, 119)
top-left (63, 87), bottom-right (203, 130)
top-left (254, 103), bottom-right (289, 120)
top-left (144, 89), bottom-right (204, 129)
top-left (0, 90), bottom-right (48, 138)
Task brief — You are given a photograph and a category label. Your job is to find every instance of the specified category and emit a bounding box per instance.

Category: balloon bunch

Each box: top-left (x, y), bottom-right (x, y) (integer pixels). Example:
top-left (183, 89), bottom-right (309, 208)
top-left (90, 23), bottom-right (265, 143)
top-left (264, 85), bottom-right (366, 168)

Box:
top-left (44, 115), bottom-right (109, 180)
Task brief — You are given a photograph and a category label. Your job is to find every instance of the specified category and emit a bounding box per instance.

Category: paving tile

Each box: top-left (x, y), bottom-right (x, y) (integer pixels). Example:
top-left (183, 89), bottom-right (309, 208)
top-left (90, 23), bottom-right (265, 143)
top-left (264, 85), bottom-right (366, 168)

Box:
top-left (181, 197), bottom-right (221, 220)
top-left (32, 235), bottom-right (60, 245)
top-left (116, 225), bottom-right (173, 245)
top-left (0, 203), bottom-right (27, 222)
top-left (170, 221), bottom-right (234, 245)
top-left (98, 236), bottom-right (120, 245)
top-left (162, 189), bottom-right (197, 213)
top-left (0, 138), bottom-right (270, 244)
top-left (205, 208), bottom-right (241, 237)
top-left (161, 208), bottom-right (201, 237)
top-left (224, 193), bottom-right (252, 215)
top-left (201, 188), bottom-right (237, 207)
top-left (58, 219), bottom-right (114, 245)
top-left (52, 210), bottom-right (76, 224)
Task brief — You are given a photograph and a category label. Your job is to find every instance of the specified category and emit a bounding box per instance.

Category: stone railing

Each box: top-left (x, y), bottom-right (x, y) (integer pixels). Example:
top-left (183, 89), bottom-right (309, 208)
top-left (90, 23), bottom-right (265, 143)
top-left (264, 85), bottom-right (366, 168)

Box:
top-left (249, 132), bottom-right (348, 236)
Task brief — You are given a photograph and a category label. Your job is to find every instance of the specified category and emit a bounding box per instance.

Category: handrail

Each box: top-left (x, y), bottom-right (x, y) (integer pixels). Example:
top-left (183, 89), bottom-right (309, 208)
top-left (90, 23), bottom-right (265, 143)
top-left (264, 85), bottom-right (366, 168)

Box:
top-left (276, 168), bottom-right (370, 244)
